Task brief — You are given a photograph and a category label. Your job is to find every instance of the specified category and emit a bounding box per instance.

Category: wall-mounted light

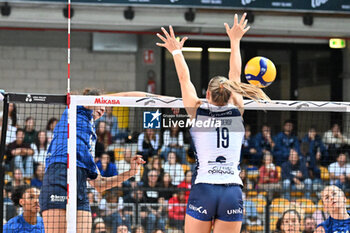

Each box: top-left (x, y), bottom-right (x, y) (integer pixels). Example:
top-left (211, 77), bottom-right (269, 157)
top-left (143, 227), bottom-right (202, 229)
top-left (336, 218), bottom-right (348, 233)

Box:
top-left (208, 48), bottom-right (231, 53)
top-left (63, 5), bottom-right (74, 18)
top-left (124, 7), bottom-right (134, 20)
top-left (1, 2), bottom-right (11, 17)
top-left (182, 47), bottom-right (202, 52)
top-left (184, 8), bottom-right (195, 22)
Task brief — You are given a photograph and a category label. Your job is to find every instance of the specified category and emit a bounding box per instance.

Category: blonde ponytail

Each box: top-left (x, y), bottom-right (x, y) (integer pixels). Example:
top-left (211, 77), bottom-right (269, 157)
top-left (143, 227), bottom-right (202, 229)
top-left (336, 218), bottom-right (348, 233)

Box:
top-left (208, 76), bottom-right (270, 107)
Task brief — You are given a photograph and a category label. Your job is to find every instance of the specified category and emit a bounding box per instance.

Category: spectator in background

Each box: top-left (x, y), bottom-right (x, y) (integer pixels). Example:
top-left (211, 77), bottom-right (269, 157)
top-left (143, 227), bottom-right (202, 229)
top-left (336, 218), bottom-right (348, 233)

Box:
top-left (301, 127), bottom-right (329, 166)
top-left (117, 148), bottom-right (141, 182)
top-left (3, 186), bottom-right (44, 233)
top-left (24, 117), bottom-right (37, 144)
top-left (280, 209), bottom-right (301, 233)
top-left (100, 189), bottom-right (130, 233)
top-left (0, 113), bottom-right (17, 145)
top-left (253, 125), bottom-right (275, 167)
top-left (243, 199), bottom-right (261, 227)
top-left (160, 125), bottom-right (187, 164)
top-left (282, 149), bottom-right (312, 199)
top-left (178, 170), bottom-right (192, 201)
top-left (97, 153), bottom-right (118, 178)
top-left (273, 120), bottom-right (301, 166)
top-left (257, 152), bottom-right (280, 197)
top-left (241, 124), bottom-right (257, 166)
top-left (117, 225), bottom-right (129, 233)
top-left (8, 103), bottom-right (18, 127)
top-left (163, 152), bottom-right (185, 186)
top-left (6, 128), bottom-right (34, 178)
top-left (328, 152), bottom-right (350, 190)
top-left (123, 189), bottom-right (148, 231)
top-left (5, 168), bottom-right (25, 191)
top-left (142, 156), bottom-right (164, 184)
top-left (143, 169), bottom-right (166, 233)
top-left (158, 172), bottom-right (176, 201)
top-left (168, 190), bottom-right (187, 229)
top-left (137, 128), bottom-right (160, 163)
top-left (303, 216), bottom-right (316, 233)
top-left (95, 106), bottom-right (119, 141)
top-left (300, 142), bottom-right (322, 193)
top-left (132, 225), bottom-right (146, 233)
top-left (323, 123), bottom-right (350, 162)
top-left (46, 117), bottom-right (58, 144)
top-left (93, 218), bottom-right (108, 233)
top-left (88, 189), bottom-right (100, 222)
top-left (96, 121), bottom-right (113, 150)
top-left (31, 163), bottom-right (44, 189)
top-left (31, 130), bottom-right (48, 165)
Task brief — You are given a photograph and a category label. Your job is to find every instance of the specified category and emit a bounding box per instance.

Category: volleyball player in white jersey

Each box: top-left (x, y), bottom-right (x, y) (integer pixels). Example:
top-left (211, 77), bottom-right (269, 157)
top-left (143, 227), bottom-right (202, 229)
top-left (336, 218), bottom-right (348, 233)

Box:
top-left (157, 13), bottom-right (270, 233)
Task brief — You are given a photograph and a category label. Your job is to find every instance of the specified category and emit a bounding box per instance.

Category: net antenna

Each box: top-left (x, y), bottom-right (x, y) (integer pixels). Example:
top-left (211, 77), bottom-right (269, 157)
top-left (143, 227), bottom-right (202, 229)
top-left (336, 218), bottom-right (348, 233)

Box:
top-left (66, 0), bottom-right (76, 231)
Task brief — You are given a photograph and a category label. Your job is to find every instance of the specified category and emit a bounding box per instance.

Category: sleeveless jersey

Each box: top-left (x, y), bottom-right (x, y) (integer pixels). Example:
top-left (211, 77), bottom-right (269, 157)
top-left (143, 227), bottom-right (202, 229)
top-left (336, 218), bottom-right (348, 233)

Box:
top-left (190, 103), bottom-right (244, 185)
top-left (317, 211), bottom-right (350, 233)
top-left (45, 106), bottom-right (98, 179)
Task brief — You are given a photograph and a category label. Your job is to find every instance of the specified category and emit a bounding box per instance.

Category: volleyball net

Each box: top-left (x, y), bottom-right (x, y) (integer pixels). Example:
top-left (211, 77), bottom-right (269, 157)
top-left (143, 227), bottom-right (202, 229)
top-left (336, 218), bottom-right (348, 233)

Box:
top-left (1, 93), bottom-right (350, 232)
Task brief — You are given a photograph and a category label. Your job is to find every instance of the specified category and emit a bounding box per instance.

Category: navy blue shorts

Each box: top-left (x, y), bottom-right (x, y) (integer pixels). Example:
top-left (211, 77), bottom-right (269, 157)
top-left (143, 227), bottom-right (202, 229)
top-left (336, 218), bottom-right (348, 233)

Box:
top-left (186, 183), bottom-right (243, 222)
top-left (39, 163), bottom-right (90, 212)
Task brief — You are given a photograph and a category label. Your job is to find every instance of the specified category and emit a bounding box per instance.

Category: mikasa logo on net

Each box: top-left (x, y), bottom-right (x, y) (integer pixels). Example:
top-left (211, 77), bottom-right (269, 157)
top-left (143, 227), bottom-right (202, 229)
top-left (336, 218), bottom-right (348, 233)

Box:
top-left (94, 97), bottom-right (120, 105)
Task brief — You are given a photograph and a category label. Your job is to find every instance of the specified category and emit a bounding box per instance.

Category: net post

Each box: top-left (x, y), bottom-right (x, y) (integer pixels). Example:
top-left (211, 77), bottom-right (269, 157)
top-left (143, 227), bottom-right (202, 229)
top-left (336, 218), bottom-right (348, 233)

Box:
top-left (67, 95), bottom-right (77, 233)
top-left (0, 93), bottom-right (9, 233)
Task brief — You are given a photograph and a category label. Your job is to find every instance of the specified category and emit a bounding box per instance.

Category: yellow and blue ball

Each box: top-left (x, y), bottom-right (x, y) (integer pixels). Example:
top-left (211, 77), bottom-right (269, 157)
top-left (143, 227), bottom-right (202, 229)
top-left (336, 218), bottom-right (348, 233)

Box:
top-left (244, 56), bottom-right (276, 88)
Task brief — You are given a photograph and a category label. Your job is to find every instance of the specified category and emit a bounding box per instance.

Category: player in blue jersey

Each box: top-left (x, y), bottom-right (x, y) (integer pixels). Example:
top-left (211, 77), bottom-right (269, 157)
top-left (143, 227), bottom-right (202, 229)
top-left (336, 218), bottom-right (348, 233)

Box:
top-left (315, 185), bottom-right (350, 233)
top-left (156, 13), bottom-right (270, 233)
top-left (40, 88), bottom-right (165, 233)
top-left (3, 185), bottom-right (44, 233)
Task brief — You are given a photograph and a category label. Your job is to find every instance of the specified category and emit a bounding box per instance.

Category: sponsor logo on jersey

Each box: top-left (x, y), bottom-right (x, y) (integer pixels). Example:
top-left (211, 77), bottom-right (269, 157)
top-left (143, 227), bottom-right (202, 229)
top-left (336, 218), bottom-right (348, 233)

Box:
top-left (227, 208), bottom-right (243, 215)
top-left (188, 204), bottom-right (208, 215)
top-left (208, 166), bottom-right (234, 175)
top-left (94, 97), bottom-right (120, 105)
top-left (50, 195), bottom-right (67, 202)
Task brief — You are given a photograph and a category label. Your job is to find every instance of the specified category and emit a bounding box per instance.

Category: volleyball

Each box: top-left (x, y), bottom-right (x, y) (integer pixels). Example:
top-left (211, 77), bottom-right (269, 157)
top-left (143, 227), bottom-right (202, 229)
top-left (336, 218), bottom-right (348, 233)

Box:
top-left (244, 56), bottom-right (276, 88)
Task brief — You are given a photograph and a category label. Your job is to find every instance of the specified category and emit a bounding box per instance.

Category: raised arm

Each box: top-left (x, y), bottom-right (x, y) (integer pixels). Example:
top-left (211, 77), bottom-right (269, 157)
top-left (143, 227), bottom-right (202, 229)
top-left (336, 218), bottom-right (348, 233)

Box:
top-left (224, 13), bottom-right (250, 112)
top-left (156, 26), bottom-right (200, 118)
top-left (225, 13), bottom-right (250, 82)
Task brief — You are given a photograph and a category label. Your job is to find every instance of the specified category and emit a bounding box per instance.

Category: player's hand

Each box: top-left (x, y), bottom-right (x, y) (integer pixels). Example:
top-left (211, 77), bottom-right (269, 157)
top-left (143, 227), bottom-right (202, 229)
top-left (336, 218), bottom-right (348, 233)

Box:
top-left (224, 13), bottom-right (250, 41)
top-left (156, 26), bottom-right (188, 54)
top-left (130, 155), bottom-right (145, 176)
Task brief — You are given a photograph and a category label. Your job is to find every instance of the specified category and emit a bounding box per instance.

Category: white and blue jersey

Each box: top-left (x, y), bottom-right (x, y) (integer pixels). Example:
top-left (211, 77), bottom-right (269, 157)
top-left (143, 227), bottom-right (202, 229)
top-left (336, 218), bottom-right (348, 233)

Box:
top-left (3, 214), bottom-right (44, 233)
top-left (317, 211), bottom-right (350, 233)
top-left (45, 106), bottom-right (98, 179)
top-left (190, 103), bottom-right (244, 185)
top-left (186, 103), bottom-right (245, 222)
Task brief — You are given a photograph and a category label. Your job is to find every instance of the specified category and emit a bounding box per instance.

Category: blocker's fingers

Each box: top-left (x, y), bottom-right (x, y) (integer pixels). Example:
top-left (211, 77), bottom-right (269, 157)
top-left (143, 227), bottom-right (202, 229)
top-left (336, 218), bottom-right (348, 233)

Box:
top-left (242, 19), bottom-right (248, 28)
top-left (234, 13), bottom-right (238, 25)
top-left (180, 37), bottom-right (188, 46)
top-left (243, 25), bottom-right (251, 33)
top-left (157, 33), bottom-right (167, 43)
top-left (224, 23), bottom-right (230, 32)
top-left (161, 27), bottom-right (171, 38)
top-left (240, 12), bottom-right (247, 25)
top-left (169, 25), bottom-right (175, 38)
top-left (156, 43), bottom-right (165, 47)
